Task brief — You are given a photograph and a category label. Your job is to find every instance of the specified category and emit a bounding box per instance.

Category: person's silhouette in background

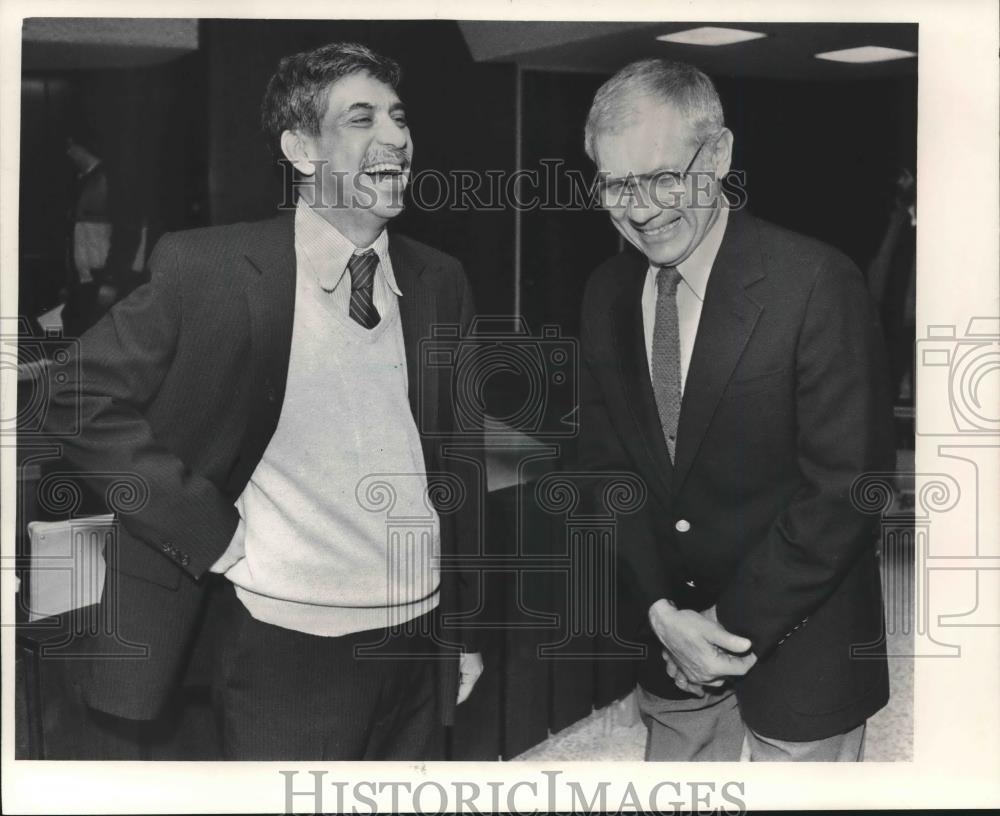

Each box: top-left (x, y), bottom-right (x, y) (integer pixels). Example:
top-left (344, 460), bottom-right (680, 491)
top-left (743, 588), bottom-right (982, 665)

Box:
top-left (61, 136), bottom-right (147, 336)
top-left (866, 168), bottom-right (916, 404)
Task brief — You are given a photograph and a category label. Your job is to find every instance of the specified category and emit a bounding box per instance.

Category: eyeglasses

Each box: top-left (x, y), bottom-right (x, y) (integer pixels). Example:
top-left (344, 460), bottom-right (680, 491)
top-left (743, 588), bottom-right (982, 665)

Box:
top-left (597, 138), bottom-right (710, 209)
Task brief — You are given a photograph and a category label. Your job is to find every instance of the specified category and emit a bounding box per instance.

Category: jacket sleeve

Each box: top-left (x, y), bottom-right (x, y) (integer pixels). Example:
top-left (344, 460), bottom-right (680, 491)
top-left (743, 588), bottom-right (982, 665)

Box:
top-left (445, 259), bottom-right (485, 653)
top-left (44, 233), bottom-right (240, 580)
top-left (714, 252), bottom-right (895, 658)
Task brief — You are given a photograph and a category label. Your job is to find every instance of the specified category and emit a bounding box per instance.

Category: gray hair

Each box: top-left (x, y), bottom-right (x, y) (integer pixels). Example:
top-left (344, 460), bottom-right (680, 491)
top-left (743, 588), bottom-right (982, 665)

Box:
top-left (584, 59), bottom-right (724, 162)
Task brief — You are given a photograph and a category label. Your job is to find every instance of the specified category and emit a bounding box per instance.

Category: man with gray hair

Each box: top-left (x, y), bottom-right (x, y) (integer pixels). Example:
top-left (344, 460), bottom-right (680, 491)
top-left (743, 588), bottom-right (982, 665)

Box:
top-left (577, 59), bottom-right (893, 760)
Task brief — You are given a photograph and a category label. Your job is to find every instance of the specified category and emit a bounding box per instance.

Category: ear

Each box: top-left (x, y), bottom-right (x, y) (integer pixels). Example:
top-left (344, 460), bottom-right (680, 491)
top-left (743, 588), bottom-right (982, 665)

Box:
top-left (711, 128), bottom-right (734, 177)
top-left (279, 129), bottom-right (317, 176)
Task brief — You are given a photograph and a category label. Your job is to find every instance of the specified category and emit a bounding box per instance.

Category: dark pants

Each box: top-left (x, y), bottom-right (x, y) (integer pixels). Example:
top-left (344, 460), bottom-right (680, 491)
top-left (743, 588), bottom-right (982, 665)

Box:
top-left (211, 584), bottom-right (443, 760)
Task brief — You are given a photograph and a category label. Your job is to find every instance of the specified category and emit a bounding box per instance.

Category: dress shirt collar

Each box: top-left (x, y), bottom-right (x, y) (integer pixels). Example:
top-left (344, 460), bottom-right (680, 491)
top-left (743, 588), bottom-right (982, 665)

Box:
top-left (651, 198), bottom-right (730, 301)
top-left (295, 199), bottom-right (400, 296)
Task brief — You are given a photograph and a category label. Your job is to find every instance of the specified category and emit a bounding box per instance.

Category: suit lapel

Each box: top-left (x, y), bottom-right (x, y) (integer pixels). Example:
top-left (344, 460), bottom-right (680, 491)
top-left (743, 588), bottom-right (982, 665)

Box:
top-left (240, 219), bottom-right (437, 438)
top-left (233, 218), bottom-right (438, 486)
top-left (389, 235), bottom-right (438, 453)
top-left (672, 210), bottom-right (765, 489)
top-left (610, 252), bottom-right (674, 504)
top-left (237, 211), bottom-right (297, 484)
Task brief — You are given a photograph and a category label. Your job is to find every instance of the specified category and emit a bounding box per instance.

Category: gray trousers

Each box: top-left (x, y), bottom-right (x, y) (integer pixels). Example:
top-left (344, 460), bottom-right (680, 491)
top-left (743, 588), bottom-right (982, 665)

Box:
top-left (636, 685), bottom-right (865, 762)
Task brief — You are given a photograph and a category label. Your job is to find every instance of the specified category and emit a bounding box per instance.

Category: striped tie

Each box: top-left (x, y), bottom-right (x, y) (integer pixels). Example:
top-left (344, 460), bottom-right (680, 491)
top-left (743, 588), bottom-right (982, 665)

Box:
top-left (348, 250), bottom-right (380, 329)
top-left (651, 265), bottom-right (683, 461)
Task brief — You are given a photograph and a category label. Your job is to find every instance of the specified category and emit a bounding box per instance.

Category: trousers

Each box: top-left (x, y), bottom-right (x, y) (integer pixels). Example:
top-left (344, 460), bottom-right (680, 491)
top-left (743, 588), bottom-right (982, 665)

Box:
top-left (636, 685), bottom-right (865, 761)
top-left (211, 582), bottom-right (444, 760)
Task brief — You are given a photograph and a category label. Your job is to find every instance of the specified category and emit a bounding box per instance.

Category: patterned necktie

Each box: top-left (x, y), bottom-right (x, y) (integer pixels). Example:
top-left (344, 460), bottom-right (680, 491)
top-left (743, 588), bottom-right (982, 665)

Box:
top-left (651, 265), bottom-right (683, 461)
top-left (347, 249), bottom-right (380, 329)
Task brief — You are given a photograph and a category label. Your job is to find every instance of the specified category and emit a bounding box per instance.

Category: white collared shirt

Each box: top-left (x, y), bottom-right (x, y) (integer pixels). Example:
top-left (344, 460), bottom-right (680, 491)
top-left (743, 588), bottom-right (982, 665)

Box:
top-left (641, 201), bottom-right (730, 393)
top-left (294, 199), bottom-right (401, 317)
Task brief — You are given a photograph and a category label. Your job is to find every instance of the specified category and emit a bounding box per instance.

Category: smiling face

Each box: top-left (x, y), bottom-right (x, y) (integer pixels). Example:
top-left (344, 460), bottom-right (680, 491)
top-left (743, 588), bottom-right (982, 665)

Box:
top-left (593, 97), bottom-right (732, 267)
top-left (283, 71), bottom-right (412, 240)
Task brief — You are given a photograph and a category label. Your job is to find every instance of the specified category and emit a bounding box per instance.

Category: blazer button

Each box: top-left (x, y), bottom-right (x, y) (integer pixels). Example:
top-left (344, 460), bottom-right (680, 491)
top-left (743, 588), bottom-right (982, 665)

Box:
top-left (684, 579), bottom-right (697, 588)
top-left (179, 553), bottom-right (191, 566)
top-left (674, 519), bottom-right (691, 533)
top-left (161, 542), bottom-right (172, 552)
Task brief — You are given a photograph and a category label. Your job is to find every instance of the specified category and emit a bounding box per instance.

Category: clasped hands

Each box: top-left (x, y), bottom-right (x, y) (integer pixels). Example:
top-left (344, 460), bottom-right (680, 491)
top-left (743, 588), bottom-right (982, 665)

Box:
top-left (648, 599), bottom-right (757, 697)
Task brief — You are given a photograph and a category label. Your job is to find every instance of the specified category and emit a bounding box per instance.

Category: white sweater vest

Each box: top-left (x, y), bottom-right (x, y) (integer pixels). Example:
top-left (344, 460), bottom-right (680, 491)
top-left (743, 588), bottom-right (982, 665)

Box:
top-left (224, 262), bottom-right (440, 636)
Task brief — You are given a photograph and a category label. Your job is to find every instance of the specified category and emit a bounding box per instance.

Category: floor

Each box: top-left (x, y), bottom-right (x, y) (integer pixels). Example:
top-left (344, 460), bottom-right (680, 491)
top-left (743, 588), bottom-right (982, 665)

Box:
top-left (516, 551), bottom-right (914, 762)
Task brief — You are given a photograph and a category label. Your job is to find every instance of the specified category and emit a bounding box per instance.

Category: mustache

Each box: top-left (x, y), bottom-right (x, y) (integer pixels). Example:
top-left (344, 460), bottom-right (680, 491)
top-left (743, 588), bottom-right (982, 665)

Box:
top-left (360, 150), bottom-right (411, 170)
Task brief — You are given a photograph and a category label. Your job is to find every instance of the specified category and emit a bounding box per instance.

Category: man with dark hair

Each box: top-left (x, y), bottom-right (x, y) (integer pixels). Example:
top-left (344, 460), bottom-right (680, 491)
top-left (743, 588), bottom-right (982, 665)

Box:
top-left (578, 59), bottom-right (893, 761)
top-left (44, 41), bottom-right (483, 760)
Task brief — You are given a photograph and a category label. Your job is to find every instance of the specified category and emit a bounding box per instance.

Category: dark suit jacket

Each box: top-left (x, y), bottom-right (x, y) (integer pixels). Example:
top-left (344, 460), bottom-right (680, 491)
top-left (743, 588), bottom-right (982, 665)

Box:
top-left (43, 211), bottom-right (483, 724)
top-left (578, 210), bottom-right (894, 741)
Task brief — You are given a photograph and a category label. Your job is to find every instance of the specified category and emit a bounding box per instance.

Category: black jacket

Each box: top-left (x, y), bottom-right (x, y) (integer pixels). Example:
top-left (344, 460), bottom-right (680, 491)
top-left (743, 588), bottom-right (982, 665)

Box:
top-left (578, 210), bottom-right (894, 741)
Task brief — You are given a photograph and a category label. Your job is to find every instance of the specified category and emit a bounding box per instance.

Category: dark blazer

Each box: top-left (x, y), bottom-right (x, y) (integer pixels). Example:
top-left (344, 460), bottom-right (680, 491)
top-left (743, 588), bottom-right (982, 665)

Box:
top-left (578, 210), bottom-right (894, 741)
top-left (43, 211), bottom-right (482, 724)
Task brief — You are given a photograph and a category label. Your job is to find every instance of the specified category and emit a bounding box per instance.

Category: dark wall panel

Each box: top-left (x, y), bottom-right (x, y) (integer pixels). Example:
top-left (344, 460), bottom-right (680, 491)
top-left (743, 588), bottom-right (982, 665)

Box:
top-left (717, 74), bottom-right (917, 268)
top-left (520, 70), bottom-right (620, 342)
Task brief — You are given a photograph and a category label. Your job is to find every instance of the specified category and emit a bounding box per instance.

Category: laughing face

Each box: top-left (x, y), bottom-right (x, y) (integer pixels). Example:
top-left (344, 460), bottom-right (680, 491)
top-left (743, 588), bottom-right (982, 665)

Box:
top-left (284, 71), bottom-right (412, 239)
top-left (593, 97), bottom-right (732, 267)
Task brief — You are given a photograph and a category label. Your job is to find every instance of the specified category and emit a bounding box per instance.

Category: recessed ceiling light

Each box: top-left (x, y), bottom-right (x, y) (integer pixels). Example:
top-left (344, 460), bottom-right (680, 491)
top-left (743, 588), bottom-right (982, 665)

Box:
top-left (814, 46), bottom-right (917, 63)
top-left (657, 27), bottom-right (767, 46)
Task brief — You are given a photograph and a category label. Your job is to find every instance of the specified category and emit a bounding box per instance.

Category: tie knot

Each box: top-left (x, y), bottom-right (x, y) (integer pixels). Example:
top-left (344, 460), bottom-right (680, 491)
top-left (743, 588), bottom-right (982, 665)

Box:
top-left (657, 265), bottom-right (682, 294)
top-left (348, 250), bottom-right (378, 289)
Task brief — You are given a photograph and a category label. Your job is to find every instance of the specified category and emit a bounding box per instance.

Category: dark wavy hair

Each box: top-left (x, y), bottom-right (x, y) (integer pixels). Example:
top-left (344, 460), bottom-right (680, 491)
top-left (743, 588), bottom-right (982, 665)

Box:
top-left (260, 42), bottom-right (402, 157)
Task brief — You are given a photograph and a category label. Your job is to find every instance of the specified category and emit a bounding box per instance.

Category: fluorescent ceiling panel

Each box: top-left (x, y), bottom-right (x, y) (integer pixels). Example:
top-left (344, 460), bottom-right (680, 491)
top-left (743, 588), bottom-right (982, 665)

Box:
top-left (814, 45), bottom-right (917, 63)
top-left (657, 27), bottom-right (767, 46)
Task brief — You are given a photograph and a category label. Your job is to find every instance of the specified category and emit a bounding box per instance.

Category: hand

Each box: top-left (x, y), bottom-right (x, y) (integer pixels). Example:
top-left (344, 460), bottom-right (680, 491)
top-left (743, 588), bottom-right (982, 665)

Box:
top-left (456, 651), bottom-right (484, 705)
top-left (662, 606), bottom-right (757, 696)
top-left (661, 649), bottom-right (709, 697)
top-left (648, 599), bottom-right (757, 689)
